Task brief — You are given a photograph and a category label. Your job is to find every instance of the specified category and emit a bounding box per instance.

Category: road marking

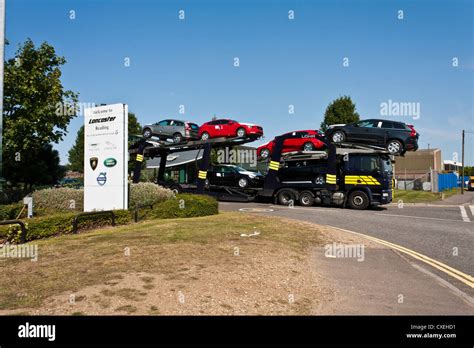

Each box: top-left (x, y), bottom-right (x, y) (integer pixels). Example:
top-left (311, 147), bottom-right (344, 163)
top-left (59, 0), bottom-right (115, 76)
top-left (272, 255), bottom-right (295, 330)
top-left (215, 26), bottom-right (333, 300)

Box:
top-left (375, 213), bottom-right (466, 223)
top-left (469, 205), bottom-right (474, 216)
top-left (459, 206), bottom-right (470, 222)
top-left (333, 227), bottom-right (474, 289)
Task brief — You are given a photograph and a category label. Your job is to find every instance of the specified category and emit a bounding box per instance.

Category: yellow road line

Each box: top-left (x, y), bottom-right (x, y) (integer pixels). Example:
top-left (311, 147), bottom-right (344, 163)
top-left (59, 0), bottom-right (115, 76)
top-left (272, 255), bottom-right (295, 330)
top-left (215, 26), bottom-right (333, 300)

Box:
top-left (333, 227), bottom-right (474, 288)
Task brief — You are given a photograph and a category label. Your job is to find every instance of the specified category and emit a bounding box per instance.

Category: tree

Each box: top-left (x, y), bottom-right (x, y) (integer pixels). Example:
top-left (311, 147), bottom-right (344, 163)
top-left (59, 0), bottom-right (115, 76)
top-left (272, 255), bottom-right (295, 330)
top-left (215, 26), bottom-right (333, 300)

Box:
top-left (67, 112), bottom-right (141, 173)
top-left (4, 144), bottom-right (65, 187)
top-left (3, 38), bottom-right (78, 188)
top-left (320, 96), bottom-right (360, 132)
top-left (67, 125), bottom-right (84, 172)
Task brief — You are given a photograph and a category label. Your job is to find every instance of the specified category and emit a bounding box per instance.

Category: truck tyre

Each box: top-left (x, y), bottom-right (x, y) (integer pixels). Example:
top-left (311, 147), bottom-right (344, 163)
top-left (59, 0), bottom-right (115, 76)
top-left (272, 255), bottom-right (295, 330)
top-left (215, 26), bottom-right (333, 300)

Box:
top-left (277, 189), bottom-right (297, 206)
top-left (299, 190), bottom-right (315, 207)
top-left (348, 190), bottom-right (370, 210)
top-left (169, 184), bottom-right (183, 194)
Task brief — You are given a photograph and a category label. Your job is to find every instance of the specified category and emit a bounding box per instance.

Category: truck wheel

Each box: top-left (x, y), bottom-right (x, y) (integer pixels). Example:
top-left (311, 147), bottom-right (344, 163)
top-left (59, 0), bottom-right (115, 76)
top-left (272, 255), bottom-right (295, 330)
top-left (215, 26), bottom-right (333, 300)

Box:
top-left (348, 190), bottom-right (370, 210)
top-left (277, 189), bottom-right (297, 206)
top-left (299, 191), bottom-right (314, 207)
top-left (169, 184), bottom-right (183, 194)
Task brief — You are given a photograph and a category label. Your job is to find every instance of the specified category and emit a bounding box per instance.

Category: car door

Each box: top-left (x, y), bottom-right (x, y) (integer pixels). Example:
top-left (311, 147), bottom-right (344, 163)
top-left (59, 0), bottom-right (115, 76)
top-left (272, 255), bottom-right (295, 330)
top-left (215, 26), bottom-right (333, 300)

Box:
top-left (376, 121), bottom-right (395, 146)
top-left (282, 132), bottom-right (301, 151)
top-left (156, 120), bottom-right (170, 136)
top-left (349, 120), bottom-right (378, 143)
top-left (219, 166), bottom-right (236, 185)
top-left (218, 120), bottom-right (232, 136)
top-left (207, 166), bottom-right (220, 185)
top-left (210, 120), bottom-right (224, 137)
top-left (167, 120), bottom-right (179, 137)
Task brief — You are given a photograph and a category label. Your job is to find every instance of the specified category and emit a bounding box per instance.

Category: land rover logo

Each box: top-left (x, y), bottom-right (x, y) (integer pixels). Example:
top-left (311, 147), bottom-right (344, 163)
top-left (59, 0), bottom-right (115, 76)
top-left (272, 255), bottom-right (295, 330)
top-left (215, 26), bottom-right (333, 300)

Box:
top-left (104, 158), bottom-right (117, 167)
top-left (97, 172), bottom-right (107, 186)
top-left (90, 157), bottom-right (98, 170)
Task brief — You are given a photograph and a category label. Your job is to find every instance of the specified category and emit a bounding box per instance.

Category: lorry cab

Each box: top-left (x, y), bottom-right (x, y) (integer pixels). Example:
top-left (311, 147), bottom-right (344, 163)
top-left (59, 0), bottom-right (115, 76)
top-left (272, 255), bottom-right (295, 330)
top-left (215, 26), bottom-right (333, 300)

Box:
top-left (339, 153), bottom-right (393, 207)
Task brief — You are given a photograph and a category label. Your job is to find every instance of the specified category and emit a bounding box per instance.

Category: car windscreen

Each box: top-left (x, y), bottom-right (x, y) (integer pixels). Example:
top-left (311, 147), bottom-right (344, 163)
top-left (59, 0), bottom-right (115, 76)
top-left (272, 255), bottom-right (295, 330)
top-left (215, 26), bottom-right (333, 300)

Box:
top-left (189, 123), bottom-right (199, 130)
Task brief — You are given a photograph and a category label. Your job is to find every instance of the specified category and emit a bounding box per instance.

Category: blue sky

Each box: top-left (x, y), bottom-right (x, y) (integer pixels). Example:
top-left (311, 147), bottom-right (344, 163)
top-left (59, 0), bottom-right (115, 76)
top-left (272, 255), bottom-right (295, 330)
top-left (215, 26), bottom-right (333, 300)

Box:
top-left (5, 0), bottom-right (474, 165)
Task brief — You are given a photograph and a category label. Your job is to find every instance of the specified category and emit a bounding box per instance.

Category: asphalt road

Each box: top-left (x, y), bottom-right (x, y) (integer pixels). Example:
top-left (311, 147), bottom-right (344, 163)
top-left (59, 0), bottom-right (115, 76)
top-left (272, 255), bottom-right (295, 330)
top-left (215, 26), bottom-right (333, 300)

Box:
top-left (219, 192), bottom-right (474, 295)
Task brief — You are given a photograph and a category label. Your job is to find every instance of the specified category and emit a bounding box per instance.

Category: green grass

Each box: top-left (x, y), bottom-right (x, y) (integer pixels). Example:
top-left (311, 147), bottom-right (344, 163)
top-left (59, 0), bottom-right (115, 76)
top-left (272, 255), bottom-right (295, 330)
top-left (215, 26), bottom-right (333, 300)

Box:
top-left (393, 188), bottom-right (459, 203)
top-left (0, 212), bottom-right (325, 310)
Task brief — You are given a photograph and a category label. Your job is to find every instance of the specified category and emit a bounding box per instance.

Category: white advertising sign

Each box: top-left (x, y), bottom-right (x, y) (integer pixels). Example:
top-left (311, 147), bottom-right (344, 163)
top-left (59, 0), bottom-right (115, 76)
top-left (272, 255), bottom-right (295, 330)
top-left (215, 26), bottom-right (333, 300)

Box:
top-left (84, 104), bottom-right (128, 211)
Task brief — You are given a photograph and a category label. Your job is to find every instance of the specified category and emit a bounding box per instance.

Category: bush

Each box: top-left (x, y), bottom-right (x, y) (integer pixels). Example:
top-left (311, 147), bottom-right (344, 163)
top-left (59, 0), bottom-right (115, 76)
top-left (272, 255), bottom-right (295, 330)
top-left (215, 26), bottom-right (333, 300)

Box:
top-left (31, 183), bottom-right (174, 214)
top-left (129, 183), bottom-right (174, 209)
top-left (32, 187), bottom-right (84, 213)
top-left (147, 194), bottom-right (218, 219)
top-left (0, 203), bottom-right (24, 221)
top-left (4, 209), bottom-right (133, 243)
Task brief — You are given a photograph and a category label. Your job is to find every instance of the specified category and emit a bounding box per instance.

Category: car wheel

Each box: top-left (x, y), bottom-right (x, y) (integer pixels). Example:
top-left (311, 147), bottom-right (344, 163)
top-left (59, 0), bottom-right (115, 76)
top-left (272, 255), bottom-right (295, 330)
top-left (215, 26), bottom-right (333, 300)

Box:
top-left (260, 148), bottom-right (271, 159)
top-left (332, 131), bottom-right (345, 143)
top-left (173, 133), bottom-right (183, 143)
top-left (315, 175), bottom-right (325, 185)
top-left (236, 127), bottom-right (246, 138)
top-left (201, 132), bottom-right (210, 141)
top-left (238, 177), bottom-right (248, 188)
top-left (303, 142), bottom-right (314, 152)
top-left (299, 191), bottom-right (315, 207)
top-left (143, 128), bottom-right (152, 138)
top-left (348, 190), bottom-right (370, 210)
top-left (387, 140), bottom-right (403, 154)
top-left (277, 189), bottom-right (297, 206)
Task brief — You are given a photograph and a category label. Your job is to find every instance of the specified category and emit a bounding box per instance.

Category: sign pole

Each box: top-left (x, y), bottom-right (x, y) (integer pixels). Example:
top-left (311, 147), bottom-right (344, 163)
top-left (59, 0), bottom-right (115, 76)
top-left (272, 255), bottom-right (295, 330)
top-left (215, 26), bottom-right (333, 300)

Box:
top-left (0, 0), bottom-right (6, 193)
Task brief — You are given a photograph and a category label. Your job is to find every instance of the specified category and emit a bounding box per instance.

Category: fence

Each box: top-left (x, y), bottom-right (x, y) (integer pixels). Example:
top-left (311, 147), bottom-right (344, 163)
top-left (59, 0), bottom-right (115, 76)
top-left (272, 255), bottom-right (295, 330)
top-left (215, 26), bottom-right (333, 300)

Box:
top-left (437, 173), bottom-right (468, 191)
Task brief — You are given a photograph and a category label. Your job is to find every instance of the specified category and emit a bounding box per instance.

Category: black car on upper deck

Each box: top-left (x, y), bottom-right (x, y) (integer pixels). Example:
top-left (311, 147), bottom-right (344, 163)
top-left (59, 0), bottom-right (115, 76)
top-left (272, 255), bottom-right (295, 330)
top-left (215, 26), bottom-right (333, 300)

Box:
top-left (325, 119), bottom-right (419, 155)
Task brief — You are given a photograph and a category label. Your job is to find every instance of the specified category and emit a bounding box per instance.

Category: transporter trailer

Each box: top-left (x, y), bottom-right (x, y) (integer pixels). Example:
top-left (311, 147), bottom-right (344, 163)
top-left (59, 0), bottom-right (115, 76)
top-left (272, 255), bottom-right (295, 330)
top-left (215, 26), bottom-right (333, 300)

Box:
top-left (129, 132), bottom-right (394, 210)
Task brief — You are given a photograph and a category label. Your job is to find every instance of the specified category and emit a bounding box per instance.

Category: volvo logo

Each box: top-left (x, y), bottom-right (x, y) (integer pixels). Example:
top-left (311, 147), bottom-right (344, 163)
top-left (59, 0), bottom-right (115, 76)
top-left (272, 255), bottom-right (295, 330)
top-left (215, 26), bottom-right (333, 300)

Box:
top-left (97, 172), bottom-right (107, 186)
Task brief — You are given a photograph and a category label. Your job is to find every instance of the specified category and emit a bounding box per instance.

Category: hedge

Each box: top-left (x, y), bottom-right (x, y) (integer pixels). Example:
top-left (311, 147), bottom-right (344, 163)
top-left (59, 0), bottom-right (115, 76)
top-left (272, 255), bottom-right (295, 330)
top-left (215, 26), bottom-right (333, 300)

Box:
top-left (0, 203), bottom-right (24, 221)
top-left (147, 194), bottom-right (218, 219)
top-left (1, 193), bottom-right (218, 243)
top-left (4, 210), bottom-right (133, 243)
top-left (30, 183), bottom-right (175, 215)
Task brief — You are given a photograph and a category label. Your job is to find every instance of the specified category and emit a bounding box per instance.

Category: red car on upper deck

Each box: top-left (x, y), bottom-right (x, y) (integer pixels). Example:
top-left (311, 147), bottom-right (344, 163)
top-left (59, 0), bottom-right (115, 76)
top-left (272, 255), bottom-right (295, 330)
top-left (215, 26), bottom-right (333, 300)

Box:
top-left (198, 119), bottom-right (263, 141)
top-left (257, 130), bottom-right (327, 159)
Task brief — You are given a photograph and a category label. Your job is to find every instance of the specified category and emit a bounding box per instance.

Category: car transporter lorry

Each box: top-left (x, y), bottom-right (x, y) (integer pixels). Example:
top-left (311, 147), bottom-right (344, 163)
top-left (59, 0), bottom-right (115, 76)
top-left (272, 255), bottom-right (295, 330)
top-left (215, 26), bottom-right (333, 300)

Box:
top-left (129, 131), bottom-right (394, 210)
